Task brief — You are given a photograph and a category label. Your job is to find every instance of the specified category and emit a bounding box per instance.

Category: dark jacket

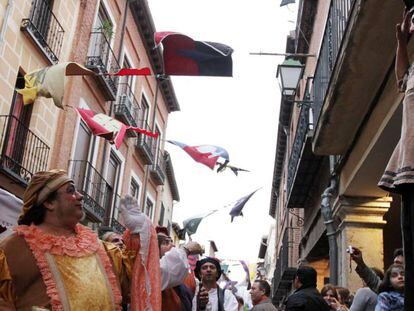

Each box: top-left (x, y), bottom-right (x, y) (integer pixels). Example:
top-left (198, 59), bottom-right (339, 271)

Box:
top-left (285, 286), bottom-right (330, 311)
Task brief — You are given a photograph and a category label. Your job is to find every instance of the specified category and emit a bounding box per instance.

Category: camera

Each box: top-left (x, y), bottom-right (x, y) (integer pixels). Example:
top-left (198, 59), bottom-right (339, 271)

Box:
top-left (346, 245), bottom-right (353, 254)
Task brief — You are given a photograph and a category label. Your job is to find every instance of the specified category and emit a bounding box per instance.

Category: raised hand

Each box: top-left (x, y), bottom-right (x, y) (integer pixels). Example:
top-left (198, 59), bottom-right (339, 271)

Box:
top-left (350, 246), bottom-right (365, 267)
top-left (119, 194), bottom-right (145, 233)
top-left (397, 9), bottom-right (413, 44)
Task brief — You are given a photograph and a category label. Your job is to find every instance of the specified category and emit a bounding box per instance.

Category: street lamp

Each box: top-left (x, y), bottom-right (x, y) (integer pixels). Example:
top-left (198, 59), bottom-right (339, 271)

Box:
top-left (276, 59), bottom-right (304, 97)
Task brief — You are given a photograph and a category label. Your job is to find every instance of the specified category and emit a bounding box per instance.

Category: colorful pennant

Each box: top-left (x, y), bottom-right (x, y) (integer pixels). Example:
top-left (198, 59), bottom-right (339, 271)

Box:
top-left (155, 32), bottom-right (233, 77)
top-left (76, 108), bottom-right (158, 149)
top-left (16, 62), bottom-right (95, 109)
top-left (167, 140), bottom-right (229, 170)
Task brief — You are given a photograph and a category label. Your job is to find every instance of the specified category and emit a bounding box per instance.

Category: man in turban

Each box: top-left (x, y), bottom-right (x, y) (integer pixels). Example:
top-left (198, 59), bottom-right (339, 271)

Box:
top-left (193, 257), bottom-right (238, 311)
top-left (0, 169), bottom-right (161, 310)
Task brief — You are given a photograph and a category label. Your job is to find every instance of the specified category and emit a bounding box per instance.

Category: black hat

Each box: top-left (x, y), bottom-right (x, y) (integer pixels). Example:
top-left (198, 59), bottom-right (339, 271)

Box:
top-left (194, 257), bottom-right (222, 281)
top-left (404, 0), bottom-right (414, 9)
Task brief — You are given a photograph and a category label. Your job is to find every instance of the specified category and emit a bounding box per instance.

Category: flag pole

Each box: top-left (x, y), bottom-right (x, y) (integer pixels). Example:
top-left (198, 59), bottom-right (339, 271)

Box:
top-left (140, 74), bottom-right (161, 213)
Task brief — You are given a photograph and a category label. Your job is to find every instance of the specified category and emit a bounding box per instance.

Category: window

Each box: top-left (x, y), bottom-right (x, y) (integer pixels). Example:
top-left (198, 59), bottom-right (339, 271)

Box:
top-left (145, 198), bottom-right (154, 220)
top-left (139, 95), bottom-right (149, 128)
top-left (158, 203), bottom-right (165, 226)
top-left (30, 0), bottom-right (54, 41)
top-left (151, 125), bottom-right (161, 163)
top-left (95, 3), bottom-right (113, 38)
top-left (107, 150), bottom-right (121, 220)
top-left (0, 72), bottom-right (49, 183)
top-left (22, 0), bottom-right (64, 63)
top-left (73, 122), bottom-right (93, 162)
top-left (70, 121), bottom-right (94, 196)
top-left (5, 72), bottom-right (33, 161)
top-left (88, 3), bottom-right (113, 67)
top-left (121, 57), bottom-right (134, 91)
top-left (130, 178), bottom-right (140, 201)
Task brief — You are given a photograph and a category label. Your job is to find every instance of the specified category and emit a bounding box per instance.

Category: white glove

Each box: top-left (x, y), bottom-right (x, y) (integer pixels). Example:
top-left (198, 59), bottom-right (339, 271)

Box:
top-left (119, 194), bottom-right (152, 263)
top-left (119, 194), bottom-right (143, 232)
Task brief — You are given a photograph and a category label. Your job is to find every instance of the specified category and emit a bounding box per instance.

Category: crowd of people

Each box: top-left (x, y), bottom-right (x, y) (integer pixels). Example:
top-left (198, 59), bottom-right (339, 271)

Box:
top-left (0, 170), bottom-right (408, 310)
top-left (280, 247), bottom-right (406, 311)
top-left (0, 169), bottom-right (284, 310)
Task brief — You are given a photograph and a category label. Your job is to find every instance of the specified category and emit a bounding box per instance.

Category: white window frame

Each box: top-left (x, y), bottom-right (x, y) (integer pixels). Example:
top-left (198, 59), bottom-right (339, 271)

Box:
top-left (104, 146), bottom-right (125, 220)
top-left (129, 170), bottom-right (142, 203)
top-left (68, 98), bottom-right (99, 174)
top-left (145, 193), bottom-right (155, 221)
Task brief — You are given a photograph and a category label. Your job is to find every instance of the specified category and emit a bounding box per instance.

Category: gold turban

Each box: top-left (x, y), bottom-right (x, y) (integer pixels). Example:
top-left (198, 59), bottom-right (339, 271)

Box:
top-left (18, 169), bottom-right (73, 222)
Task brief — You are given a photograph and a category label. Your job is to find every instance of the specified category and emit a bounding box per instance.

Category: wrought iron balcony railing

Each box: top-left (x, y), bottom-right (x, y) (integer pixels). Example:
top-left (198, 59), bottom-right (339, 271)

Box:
top-left (313, 0), bottom-right (355, 125)
top-left (114, 83), bottom-right (140, 132)
top-left (21, 0), bottom-right (64, 64)
top-left (150, 150), bottom-right (166, 186)
top-left (69, 160), bottom-right (115, 224)
top-left (85, 31), bottom-right (120, 100)
top-left (0, 115), bottom-right (50, 185)
top-left (110, 193), bottom-right (125, 234)
top-left (135, 120), bottom-right (154, 165)
top-left (286, 106), bottom-right (312, 201)
top-left (111, 218), bottom-right (126, 234)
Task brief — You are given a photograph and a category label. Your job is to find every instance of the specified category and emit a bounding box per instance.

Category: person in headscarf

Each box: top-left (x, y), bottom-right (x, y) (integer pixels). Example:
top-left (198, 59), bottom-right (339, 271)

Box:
top-left (0, 169), bottom-right (161, 310)
top-left (285, 266), bottom-right (330, 311)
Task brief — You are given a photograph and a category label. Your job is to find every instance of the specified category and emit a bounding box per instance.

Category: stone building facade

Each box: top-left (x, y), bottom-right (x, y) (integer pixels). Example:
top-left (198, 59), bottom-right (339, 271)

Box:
top-left (269, 0), bottom-right (404, 306)
top-left (0, 0), bottom-right (180, 234)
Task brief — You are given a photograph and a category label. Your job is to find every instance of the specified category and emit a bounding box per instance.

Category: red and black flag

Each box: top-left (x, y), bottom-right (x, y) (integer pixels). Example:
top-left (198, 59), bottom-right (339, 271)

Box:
top-left (155, 32), bottom-right (233, 77)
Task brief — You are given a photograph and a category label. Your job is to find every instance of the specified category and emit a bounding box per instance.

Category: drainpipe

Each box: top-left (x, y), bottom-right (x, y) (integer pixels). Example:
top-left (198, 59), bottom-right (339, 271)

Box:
top-left (320, 155), bottom-right (338, 285)
top-left (100, 0), bottom-right (130, 175)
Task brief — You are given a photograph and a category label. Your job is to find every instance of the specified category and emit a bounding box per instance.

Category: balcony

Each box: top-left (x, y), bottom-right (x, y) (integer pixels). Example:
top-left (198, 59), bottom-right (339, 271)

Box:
top-left (69, 160), bottom-right (116, 224)
top-left (0, 115), bottom-right (50, 186)
top-left (272, 230), bottom-right (297, 305)
top-left (284, 78), bottom-right (324, 208)
top-left (114, 83), bottom-right (140, 135)
top-left (312, 0), bottom-right (401, 154)
top-left (20, 0), bottom-right (64, 64)
top-left (85, 31), bottom-right (120, 101)
top-left (135, 120), bottom-right (154, 165)
top-left (111, 218), bottom-right (126, 234)
top-left (150, 150), bottom-right (166, 186)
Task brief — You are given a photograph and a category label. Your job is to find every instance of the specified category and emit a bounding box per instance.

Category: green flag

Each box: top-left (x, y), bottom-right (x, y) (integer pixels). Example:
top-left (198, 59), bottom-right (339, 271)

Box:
top-left (182, 210), bottom-right (217, 236)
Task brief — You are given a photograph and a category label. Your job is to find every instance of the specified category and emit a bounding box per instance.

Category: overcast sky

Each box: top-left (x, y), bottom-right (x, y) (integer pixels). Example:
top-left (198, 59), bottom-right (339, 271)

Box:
top-left (148, 0), bottom-right (298, 272)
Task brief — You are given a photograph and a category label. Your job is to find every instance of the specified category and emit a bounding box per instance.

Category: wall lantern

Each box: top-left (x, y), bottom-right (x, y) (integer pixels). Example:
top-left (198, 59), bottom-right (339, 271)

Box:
top-left (276, 59), bottom-right (304, 97)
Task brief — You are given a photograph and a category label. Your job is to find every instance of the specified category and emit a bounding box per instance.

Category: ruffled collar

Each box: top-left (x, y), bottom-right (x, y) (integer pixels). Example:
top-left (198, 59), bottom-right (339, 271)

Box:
top-left (15, 224), bottom-right (100, 257)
